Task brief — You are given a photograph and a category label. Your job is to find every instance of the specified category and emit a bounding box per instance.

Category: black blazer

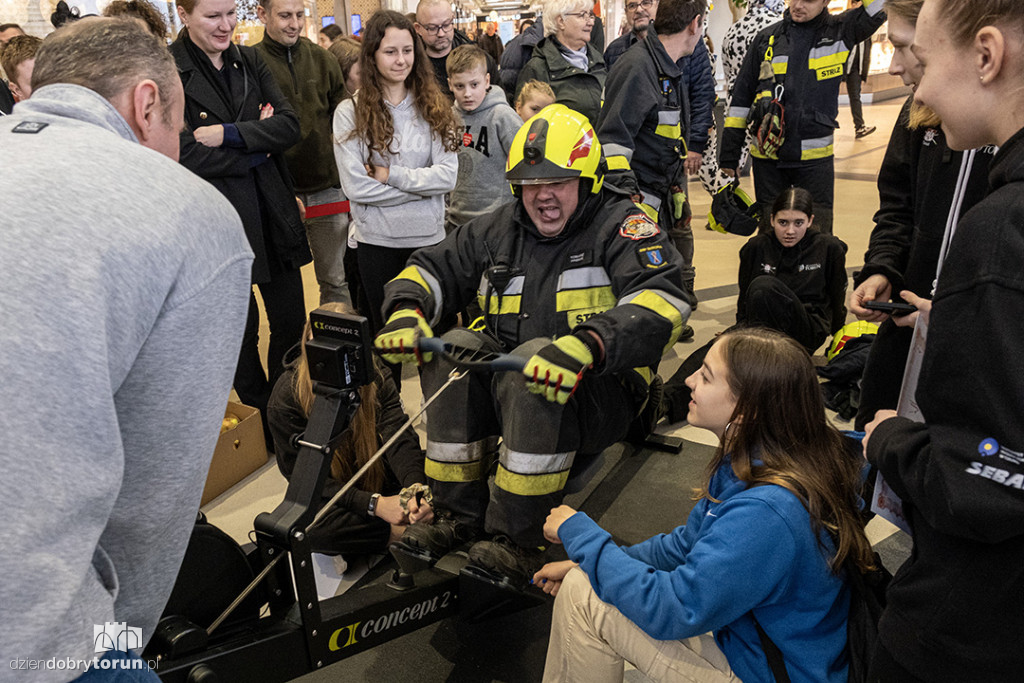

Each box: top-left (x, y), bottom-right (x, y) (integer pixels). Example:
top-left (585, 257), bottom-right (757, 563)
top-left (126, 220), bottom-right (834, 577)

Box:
top-left (171, 36), bottom-right (310, 283)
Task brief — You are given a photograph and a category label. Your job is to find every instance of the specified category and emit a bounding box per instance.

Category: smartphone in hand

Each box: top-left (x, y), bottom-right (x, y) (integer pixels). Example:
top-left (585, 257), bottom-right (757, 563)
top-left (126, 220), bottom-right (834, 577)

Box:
top-left (864, 300), bottom-right (917, 316)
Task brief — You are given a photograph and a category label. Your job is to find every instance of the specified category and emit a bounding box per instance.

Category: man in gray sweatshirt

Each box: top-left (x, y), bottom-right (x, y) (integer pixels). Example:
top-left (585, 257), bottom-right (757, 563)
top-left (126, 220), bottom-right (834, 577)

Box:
top-left (0, 19), bottom-right (252, 680)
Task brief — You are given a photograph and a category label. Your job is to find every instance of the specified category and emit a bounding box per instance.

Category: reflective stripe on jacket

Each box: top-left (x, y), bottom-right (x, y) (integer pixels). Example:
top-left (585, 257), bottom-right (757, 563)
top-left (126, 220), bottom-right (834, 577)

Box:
top-left (598, 29), bottom-right (689, 199)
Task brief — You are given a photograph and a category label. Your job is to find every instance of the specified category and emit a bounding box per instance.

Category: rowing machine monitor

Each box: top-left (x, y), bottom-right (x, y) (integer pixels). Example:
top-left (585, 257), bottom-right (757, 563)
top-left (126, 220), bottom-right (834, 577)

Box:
top-left (306, 311), bottom-right (373, 390)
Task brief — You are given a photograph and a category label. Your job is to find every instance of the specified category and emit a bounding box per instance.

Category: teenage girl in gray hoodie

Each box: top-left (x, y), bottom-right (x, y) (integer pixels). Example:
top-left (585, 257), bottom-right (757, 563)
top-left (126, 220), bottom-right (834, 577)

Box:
top-left (333, 10), bottom-right (461, 344)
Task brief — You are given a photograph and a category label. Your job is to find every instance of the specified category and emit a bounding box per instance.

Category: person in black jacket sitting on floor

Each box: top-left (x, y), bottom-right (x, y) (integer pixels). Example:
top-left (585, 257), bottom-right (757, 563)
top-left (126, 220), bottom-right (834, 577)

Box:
top-left (661, 187), bottom-right (847, 422)
top-left (736, 186), bottom-right (848, 352)
top-left (267, 303), bottom-right (434, 557)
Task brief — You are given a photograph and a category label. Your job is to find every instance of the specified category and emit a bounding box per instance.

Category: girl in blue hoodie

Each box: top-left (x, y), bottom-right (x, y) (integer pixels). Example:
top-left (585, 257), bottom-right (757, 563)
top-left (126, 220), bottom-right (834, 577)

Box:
top-left (536, 327), bottom-right (873, 682)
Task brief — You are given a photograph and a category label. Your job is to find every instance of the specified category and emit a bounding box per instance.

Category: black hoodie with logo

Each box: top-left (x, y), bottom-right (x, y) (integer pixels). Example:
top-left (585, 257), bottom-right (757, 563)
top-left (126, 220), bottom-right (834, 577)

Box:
top-left (866, 127), bottom-right (1024, 681)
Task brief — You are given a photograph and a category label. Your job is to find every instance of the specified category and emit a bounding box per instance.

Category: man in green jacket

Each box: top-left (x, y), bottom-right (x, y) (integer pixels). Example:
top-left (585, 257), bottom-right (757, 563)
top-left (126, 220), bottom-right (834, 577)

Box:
top-left (256, 0), bottom-right (351, 305)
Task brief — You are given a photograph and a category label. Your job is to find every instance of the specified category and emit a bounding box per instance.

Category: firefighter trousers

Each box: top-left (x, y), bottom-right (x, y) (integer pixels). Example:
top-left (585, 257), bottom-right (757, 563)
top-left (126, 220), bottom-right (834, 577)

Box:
top-left (420, 328), bottom-right (640, 548)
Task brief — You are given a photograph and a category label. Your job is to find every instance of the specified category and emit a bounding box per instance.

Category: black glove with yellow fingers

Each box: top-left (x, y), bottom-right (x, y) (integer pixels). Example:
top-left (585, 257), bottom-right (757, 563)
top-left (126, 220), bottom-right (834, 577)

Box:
top-left (523, 334), bottom-right (595, 404)
top-left (374, 308), bottom-right (433, 365)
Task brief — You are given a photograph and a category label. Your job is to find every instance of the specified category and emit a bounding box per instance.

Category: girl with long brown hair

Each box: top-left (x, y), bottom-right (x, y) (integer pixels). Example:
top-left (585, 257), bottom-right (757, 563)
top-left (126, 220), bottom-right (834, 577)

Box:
top-left (267, 303), bottom-right (433, 557)
top-left (536, 328), bottom-right (873, 682)
top-left (332, 10), bottom-right (460, 369)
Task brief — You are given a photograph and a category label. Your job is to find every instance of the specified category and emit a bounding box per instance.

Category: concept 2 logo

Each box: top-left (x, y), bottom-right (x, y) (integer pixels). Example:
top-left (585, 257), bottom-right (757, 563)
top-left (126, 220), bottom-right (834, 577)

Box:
top-left (328, 592), bottom-right (453, 651)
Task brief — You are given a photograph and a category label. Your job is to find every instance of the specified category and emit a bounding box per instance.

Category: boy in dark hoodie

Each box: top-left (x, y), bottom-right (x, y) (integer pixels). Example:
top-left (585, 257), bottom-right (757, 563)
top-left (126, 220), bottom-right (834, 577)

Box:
top-left (446, 45), bottom-right (524, 231)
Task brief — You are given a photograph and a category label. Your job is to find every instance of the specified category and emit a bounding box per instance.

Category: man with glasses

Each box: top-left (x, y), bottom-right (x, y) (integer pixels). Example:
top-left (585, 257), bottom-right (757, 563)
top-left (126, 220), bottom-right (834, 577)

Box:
top-left (599, 0), bottom-right (713, 311)
top-left (603, 0), bottom-right (656, 68)
top-left (498, 13), bottom-right (605, 101)
top-left (415, 0), bottom-right (498, 100)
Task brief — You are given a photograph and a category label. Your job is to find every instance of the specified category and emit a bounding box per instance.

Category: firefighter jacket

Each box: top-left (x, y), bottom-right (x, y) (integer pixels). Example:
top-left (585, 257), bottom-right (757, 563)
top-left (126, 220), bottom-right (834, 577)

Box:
top-left (597, 28), bottom-right (688, 200)
top-left (604, 33), bottom-right (716, 155)
top-left (720, 2), bottom-right (885, 168)
top-left (381, 187), bottom-right (691, 377)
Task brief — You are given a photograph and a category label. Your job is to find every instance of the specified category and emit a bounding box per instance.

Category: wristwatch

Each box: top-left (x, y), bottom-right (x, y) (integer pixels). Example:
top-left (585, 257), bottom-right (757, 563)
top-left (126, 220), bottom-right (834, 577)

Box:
top-left (367, 493), bottom-right (381, 517)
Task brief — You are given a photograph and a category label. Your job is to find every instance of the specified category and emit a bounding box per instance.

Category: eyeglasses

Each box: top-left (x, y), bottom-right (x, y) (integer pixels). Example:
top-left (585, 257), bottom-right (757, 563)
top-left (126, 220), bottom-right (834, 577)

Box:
top-left (563, 10), bottom-right (597, 21)
top-left (420, 19), bottom-right (454, 34)
top-left (624, 0), bottom-right (655, 11)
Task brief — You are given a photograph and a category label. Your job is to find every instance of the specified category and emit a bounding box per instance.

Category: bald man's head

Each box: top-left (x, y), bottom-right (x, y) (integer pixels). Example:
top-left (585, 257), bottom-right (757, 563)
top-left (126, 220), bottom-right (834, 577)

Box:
top-left (414, 0), bottom-right (455, 56)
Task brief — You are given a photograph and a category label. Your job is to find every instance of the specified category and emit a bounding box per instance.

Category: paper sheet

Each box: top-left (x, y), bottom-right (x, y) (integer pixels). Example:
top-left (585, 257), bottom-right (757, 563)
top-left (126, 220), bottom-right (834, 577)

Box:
top-left (870, 316), bottom-right (928, 534)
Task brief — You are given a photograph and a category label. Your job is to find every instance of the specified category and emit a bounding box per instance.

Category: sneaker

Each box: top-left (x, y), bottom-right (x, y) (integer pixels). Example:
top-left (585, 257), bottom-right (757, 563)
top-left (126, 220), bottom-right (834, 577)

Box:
top-left (855, 125), bottom-right (876, 139)
top-left (399, 510), bottom-right (478, 559)
top-left (467, 535), bottom-right (545, 588)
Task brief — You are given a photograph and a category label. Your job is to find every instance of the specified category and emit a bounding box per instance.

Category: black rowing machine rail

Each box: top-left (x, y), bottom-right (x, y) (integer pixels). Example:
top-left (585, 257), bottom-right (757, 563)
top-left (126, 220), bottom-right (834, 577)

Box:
top-left (146, 312), bottom-right (541, 683)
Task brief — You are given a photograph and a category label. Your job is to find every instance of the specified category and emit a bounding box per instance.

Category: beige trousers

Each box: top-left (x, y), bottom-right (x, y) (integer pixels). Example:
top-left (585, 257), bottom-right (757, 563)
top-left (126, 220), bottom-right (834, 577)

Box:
top-left (543, 568), bottom-right (740, 683)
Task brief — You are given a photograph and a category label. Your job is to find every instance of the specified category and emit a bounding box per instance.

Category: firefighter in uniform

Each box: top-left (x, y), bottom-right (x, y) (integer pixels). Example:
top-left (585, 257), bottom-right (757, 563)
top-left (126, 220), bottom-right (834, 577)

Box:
top-left (597, 0), bottom-right (706, 318)
top-left (374, 105), bottom-right (691, 585)
top-left (719, 0), bottom-right (885, 234)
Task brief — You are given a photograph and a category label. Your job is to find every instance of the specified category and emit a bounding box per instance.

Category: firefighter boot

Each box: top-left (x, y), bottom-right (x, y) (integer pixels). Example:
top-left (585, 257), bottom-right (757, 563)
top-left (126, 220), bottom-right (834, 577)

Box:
top-left (399, 510), bottom-right (479, 560)
top-left (467, 536), bottom-right (545, 589)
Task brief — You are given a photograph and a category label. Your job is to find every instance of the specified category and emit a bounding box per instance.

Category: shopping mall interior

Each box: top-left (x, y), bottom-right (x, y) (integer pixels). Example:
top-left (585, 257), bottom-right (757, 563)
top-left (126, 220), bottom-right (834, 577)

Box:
top-left (2, 0), bottom-right (917, 679)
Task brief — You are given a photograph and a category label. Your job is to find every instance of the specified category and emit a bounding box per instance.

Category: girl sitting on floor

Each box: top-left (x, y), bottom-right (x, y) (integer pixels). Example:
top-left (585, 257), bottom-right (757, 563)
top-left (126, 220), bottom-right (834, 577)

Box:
top-left (736, 186), bottom-right (848, 352)
top-left (267, 303), bottom-right (433, 558)
top-left (535, 327), bottom-right (873, 683)
top-left (661, 187), bottom-right (848, 423)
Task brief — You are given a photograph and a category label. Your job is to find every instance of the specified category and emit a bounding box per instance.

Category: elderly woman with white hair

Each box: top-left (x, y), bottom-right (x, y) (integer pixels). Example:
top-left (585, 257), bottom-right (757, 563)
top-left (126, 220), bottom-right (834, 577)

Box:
top-left (514, 0), bottom-right (606, 123)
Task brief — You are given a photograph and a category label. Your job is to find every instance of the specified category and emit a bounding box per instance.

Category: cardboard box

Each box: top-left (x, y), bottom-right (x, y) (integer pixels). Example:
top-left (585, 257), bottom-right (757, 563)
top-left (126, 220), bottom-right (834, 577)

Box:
top-left (201, 402), bottom-right (269, 506)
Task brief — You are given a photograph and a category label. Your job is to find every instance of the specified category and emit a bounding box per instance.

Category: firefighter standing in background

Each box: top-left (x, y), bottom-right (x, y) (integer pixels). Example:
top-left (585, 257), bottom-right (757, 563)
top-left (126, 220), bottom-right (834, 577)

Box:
top-left (598, 0), bottom-right (708, 332)
top-left (719, 0), bottom-right (886, 234)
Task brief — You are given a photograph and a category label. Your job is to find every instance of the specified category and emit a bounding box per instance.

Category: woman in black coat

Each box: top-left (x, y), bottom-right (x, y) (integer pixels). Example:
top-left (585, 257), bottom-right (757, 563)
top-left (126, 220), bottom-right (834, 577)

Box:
top-left (172, 0), bottom-right (311, 430)
top-left (862, 0), bottom-right (1024, 679)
